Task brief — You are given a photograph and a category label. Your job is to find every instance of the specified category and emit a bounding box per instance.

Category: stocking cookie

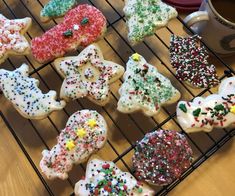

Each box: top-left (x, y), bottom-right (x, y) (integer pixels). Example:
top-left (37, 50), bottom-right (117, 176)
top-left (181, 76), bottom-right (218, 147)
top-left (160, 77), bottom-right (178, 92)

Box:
top-left (40, 110), bottom-right (107, 180)
top-left (123, 0), bottom-right (178, 44)
top-left (117, 53), bottom-right (180, 116)
top-left (31, 4), bottom-right (107, 63)
top-left (177, 77), bottom-right (235, 133)
top-left (0, 64), bottom-right (65, 119)
top-left (170, 35), bottom-right (219, 88)
top-left (133, 130), bottom-right (193, 186)
top-left (40, 0), bottom-right (78, 22)
top-left (74, 155), bottom-right (154, 196)
top-left (0, 14), bottom-right (31, 64)
top-left (54, 44), bottom-right (124, 106)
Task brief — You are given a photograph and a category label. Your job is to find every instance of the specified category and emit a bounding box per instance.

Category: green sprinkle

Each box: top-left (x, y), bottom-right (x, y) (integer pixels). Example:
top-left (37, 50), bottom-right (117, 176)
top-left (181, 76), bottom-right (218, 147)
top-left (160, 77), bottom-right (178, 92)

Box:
top-left (193, 108), bottom-right (201, 117)
top-left (81, 17), bottom-right (89, 25)
top-left (138, 188), bottom-right (143, 193)
top-left (214, 104), bottom-right (225, 111)
top-left (63, 29), bottom-right (73, 37)
top-left (179, 103), bottom-right (187, 113)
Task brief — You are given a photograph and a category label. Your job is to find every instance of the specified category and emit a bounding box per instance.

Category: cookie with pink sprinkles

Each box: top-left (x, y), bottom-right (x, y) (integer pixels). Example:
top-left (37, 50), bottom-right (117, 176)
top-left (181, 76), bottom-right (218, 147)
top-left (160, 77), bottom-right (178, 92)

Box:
top-left (170, 35), bottom-right (219, 88)
top-left (132, 130), bottom-right (193, 186)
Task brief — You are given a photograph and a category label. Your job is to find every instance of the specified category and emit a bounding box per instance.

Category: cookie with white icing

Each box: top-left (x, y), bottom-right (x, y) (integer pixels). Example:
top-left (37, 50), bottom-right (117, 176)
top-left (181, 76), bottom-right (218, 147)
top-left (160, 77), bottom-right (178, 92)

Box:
top-left (40, 0), bottom-right (78, 22)
top-left (54, 44), bottom-right (124, 106)
top-left (0, 14), bottom-right (31, 64)
top-left (0, 64), bottom-right (65, 119)
top-left (123, 0), bottom-right (178, 44)
top-left (117, 53), bottom-right (180, 116)
top-left (40, 110), bottom-right (107, 180)
top-left (74, 155), bottom-right (154, 196)
top-left (177, 77), bottom-right (235, 133)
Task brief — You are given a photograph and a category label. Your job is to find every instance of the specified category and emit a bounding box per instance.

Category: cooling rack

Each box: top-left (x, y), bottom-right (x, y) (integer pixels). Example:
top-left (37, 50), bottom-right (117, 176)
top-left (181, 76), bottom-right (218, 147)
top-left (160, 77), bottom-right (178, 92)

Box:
top-left (0, 0), bottom-right (235, 195)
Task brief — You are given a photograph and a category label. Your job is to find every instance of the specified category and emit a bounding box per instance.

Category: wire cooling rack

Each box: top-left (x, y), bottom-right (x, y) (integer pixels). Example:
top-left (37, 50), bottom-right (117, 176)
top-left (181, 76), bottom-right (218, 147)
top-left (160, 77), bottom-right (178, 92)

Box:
top-left (1, 0), bottom-right (235, 195)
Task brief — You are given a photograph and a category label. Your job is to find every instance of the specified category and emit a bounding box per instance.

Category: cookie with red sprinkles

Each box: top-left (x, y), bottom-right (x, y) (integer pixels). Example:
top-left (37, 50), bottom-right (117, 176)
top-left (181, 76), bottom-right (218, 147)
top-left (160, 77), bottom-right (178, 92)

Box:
top-left (177, 77), bottom-right (235, 133)
top-left (170, 34), bottom-right (219, 88)
top-left (74, 155), bottom-right (154, 196)
top-left (31, 4), bottom-right (107, 63)
top-left (40, 110), bottom-right (108, 180)
top-left (133, 130), bottom-right (193, 186)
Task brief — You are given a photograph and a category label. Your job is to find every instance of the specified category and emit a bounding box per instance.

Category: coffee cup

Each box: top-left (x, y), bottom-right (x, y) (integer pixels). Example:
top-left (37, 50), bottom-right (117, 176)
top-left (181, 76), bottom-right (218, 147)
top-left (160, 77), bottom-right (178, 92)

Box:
top-left (184, 0), bottom-right (235, 55)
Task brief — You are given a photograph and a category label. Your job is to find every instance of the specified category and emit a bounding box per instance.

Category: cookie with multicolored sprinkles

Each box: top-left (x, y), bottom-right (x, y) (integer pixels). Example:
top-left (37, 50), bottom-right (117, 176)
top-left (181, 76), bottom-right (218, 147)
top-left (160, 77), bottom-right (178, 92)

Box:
top-left (40, 0), bottom-right (79, 22)
top-left (170, 35), bottom-right (219, 88)
top-left (177, 77), bottom-right (235, 133)
top-left (133, 130), bottom-right (193, 186)
top-left (74, 155), bottom-right (154, 196)
top-left (123, 0), bottom-right (178, 44)
top-left (117, 53), bottom-right (180, 116)
top-left (0, 64), bottom-right (65, 119)
top-left (54, 44), bottom-right (124, 106)
top-left (40, 110), bottom-right (108, 180)
top-left (0, 14), bottom-right (31, 64)
top-left (31, 4), bottom-right (107, 63)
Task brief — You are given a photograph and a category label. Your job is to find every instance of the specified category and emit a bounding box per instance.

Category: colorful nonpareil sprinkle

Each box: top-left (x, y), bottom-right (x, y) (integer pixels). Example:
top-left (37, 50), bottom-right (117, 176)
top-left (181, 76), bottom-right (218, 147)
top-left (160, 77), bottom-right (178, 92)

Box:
top-left (74, 157), bottom-right (154, 195)
top-left (132, 130), bottom-right (193, 186)
top-left (40, 110), bottom-right (107, 180)
top-left (177, 77), bottom-right (235, 133)
top-left (170, 35), bottom-right (219, 88)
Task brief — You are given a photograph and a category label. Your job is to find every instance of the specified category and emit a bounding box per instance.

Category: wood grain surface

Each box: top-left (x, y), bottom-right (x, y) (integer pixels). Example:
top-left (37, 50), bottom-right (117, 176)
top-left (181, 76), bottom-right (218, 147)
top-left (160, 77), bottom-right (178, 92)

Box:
top-left (0, 0), bottom-right (235, 195)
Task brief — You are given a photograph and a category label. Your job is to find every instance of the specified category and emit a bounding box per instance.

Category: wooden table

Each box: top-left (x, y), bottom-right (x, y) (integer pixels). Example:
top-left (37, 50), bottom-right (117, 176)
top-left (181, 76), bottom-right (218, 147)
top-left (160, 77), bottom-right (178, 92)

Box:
top-left (0, 0), bottom-right (235, 195)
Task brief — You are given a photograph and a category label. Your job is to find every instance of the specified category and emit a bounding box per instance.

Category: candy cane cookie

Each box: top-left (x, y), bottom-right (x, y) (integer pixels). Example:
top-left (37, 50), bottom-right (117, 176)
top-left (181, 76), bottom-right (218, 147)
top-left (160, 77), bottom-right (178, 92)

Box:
top-left (0, 14), bottom-right (31, 64)
top-left (177, 77), bottom-right (235, 133)
top-left (40, 110), bottom-right (108, 180)
top-left (31, 4), bottom-right (107, 63)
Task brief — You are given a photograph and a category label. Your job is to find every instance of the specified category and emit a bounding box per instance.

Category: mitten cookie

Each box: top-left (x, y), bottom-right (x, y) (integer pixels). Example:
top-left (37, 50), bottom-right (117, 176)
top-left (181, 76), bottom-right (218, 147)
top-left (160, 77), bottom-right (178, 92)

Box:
top-left (133, 130), bottom-right (193, 186)
top-left (0, 64), bottom-right (65, 119)
top-left (31, 4), bottom-right (107, 63)
top-left (54, 44), bottom-right (124, 106)
top-left (40, 110), bottom-right (107, 180)
top-left (40, 0), bottom-right (78, 22)
top-left (177, 77), bottom-right (235, 133)
top-left (123, 0), bottom-right (178, 44)
top-left (0, 14), bottom-right (31, 64)
top-left (74, 155), bottom-right (154, 196)
top-left (170, 35), bottom-right (219, 88)
top-left (117, 53), bottom-right (180, 116)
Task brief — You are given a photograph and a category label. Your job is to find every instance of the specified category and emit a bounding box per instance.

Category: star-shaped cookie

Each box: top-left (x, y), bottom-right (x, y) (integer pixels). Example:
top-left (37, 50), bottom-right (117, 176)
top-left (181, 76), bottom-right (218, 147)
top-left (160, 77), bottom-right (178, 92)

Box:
top-left (0, 14), bottom-right (31, 64)
top-left (54, 44), bottom-right (124, 106)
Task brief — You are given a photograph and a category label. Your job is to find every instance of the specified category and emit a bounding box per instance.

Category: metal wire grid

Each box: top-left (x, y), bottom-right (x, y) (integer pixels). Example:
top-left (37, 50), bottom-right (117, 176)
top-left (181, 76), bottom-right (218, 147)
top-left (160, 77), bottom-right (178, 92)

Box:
top-left (0, 0), bottom-right (235, 195)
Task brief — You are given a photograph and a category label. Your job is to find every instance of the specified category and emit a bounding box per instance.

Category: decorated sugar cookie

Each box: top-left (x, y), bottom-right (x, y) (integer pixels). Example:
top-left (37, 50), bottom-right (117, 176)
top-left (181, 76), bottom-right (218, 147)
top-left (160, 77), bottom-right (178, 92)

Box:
top-left (177, 77), bottom-right (235, 133)
top-left (74, 155), bottom-right (154, 196)
top-left (0, 64), bottom-right (65, 119)
top-left (54, 44), bottom-right (124, 106)
top-left (40, 110), bottom-right (107, 180)
top-left (133, 130), bottom-right (193, 186)
top-left (117, 53), bottom-right (180, 116)
top-left (31, 4), bottom-right (107, 63)
top-left (0, 14), bottom-right (31, 64)
top-left (170, 35), bottom-right (219, 88)
top-left (123, 0), bottom-right (178, 44)
top-left (40, 0), bottom-right (78, 22)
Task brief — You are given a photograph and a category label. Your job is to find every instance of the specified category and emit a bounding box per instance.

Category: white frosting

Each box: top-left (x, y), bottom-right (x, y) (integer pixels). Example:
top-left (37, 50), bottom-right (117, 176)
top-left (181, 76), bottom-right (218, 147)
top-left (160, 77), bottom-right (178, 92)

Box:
top-left (0, 64), bottom-right (65, 119)
top-left (177, 77), bottom-right (235, 133)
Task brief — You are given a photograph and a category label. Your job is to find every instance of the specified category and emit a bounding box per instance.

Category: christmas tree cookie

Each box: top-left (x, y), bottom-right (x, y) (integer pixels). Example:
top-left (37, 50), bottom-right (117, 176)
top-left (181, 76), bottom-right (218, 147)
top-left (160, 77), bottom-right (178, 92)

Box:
top-left (117, 53), bottom-right (180, 116)
top-left (177, 77), bottom-right (235, 133)
top-left (54, 44), bottom-right (124, 106)
top-left (123, 0), bottom-right (178, 44)
top-left (74, 155), bottom-right (154, 195)
top-left (40, 0), bottom-right (79, 22)
top-left (170, 35), bottom-right (219, 88)
top-left (0, 64), bottom-right (65, 119)
top-left (40, 110), bottom-right (108, 180)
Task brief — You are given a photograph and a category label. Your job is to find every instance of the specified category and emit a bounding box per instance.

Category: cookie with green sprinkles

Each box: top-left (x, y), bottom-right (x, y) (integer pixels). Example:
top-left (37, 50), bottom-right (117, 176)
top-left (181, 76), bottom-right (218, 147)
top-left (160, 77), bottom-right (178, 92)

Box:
top-left (40, 0), bottom-right (79, 22)
top-left (117, 53), bottom-right (181, 116)
top-left (123, 0), bottom-right (178, 44)
top-left (74, 155), bottom-right (154, 195)
top-left (133, 130), bottom-right (193, 186)
top-left (170, 35), bottom-right (219, 88)
top-left (177, 76), bottom-right (235, 133)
